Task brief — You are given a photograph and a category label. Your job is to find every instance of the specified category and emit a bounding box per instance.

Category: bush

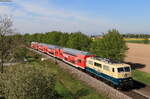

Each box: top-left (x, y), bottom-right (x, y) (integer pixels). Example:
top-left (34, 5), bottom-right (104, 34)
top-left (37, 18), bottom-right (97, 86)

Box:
top-left (0, 65), bottom-right (60, 99)
top-left (14, 47), bottom-right (28, 62)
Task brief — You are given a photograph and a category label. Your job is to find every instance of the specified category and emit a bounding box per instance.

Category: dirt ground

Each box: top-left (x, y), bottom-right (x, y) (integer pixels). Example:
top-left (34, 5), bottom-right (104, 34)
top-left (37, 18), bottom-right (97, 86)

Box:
top-left (125, 43), bottom-right (150, 73)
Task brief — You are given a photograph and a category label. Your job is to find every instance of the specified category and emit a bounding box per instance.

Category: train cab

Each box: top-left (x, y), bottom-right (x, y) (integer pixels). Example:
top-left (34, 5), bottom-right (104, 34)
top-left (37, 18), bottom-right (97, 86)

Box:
top-left (111, 64), bottom-right (133, 88)
top-left (115, 65), bottom-right (132, 79)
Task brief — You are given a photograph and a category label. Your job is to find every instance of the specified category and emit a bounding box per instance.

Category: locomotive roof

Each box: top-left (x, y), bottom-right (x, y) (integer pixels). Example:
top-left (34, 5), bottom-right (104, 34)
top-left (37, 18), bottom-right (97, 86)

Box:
top-left (93, 56), bottom-right (121, 64)
top-left (63, 48), bottom-right (94, 56)
top-left (88, 57), bottom-right (130, 67)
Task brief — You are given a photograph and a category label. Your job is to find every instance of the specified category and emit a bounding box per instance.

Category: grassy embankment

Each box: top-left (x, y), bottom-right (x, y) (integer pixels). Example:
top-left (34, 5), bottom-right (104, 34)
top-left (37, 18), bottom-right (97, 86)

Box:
top-left (24, 51), bottom-right (107, 99)
top-left (132, 70), bottom-right (150, 85)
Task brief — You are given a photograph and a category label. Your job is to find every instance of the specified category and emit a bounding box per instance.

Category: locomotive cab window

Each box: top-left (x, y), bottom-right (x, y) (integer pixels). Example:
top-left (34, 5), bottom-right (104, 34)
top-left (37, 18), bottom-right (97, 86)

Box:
top-left (117, 67), bottom-right (130, 73)
top-left (117, 68), bottom-right (124, 73)
top-left (94, 62), bottom-right (102, 68)
top-left (124, 67), bottom-right (130, 72)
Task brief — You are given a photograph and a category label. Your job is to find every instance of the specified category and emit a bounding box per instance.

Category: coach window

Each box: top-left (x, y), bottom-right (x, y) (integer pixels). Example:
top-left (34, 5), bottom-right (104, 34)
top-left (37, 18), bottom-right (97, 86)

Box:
top-left (94, 62), bottom-right (102, 68)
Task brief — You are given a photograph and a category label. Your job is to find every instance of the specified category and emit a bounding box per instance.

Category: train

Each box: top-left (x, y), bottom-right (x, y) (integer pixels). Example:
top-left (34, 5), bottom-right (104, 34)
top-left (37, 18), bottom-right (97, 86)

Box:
top-left (31, 42), bottom-right (133, 89)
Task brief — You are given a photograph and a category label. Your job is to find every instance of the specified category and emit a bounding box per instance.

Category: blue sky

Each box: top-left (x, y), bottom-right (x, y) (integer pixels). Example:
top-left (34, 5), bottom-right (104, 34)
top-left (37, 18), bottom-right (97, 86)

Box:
top-left (0, 0), bottom-right (150, 35)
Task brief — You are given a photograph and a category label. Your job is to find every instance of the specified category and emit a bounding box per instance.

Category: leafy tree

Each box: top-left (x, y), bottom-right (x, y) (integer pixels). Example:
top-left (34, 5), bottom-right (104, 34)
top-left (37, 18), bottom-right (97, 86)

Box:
top-left (58, 33), bottom-right (69, 47)
top-left (23, 33), bottom-right (32, 46)
top-left (32, 33), bottom-right (42, 42)
top-left (2, 34), bottom-right (28, 63)
top-left (0, 64), bottom-right (60, 99)
top-left (67, 32), bottom-right (92, 51)
top-left (14, 47), bottom-right (28, 62)
top-left (45, 31), bottom-right (62, 45)
top-left (91, 29), bottom-right (128, 62)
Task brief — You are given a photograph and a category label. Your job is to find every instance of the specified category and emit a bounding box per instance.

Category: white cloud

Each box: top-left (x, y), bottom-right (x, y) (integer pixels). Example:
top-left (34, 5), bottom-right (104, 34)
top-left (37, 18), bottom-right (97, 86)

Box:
top-left (10, 0), bottom-right (108, 34)
top-left (0, 0), bottom-right (124, 34)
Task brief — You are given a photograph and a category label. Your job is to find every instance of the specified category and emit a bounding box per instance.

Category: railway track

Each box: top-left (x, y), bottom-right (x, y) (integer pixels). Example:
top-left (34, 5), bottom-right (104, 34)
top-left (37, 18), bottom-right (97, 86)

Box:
top-left (132, 85), bottom-right (150, 99)
top-left (28, 48), bottom-right (150, 99)
top-left (121, 90), bottom-right (148, 99)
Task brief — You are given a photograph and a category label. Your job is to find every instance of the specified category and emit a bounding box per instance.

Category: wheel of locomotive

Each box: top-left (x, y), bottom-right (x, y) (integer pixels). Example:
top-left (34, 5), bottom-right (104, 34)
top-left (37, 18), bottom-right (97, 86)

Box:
top-left (129, 80), bottom-right (134, 89)
top-left (117, 83), bottom-right (125, 90)
top-left (99, 77), bottom-right (105, 82)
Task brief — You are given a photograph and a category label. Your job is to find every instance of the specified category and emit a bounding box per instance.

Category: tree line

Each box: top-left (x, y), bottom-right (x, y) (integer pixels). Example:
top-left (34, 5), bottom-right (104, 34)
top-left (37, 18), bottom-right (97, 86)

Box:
top-left (122, 34), bottom-right (150, 38)
top-left (24, 31), bottom-right (92, 51)
top-left (23, 29), bottom-right (127, 62)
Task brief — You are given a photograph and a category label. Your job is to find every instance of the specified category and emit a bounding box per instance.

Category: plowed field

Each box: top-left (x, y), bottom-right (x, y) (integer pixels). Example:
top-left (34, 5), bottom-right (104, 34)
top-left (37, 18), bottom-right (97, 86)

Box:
top-left (125, 43), bottom-right (150, 73)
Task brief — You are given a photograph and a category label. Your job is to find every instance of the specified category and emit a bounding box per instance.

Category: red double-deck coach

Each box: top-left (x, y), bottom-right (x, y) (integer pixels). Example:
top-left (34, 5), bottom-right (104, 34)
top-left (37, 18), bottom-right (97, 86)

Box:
top-left (62, 48), bottom-right (95, 69)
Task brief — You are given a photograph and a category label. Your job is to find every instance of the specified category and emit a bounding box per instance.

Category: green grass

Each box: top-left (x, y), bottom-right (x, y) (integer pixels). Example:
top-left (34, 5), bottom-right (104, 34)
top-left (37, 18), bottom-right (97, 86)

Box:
top-left (126, 40), bottom-right (150, 44)
top-left (27, 60), bottom-right (107, 99)
top-left (132, 70), bottom-right (150, 85)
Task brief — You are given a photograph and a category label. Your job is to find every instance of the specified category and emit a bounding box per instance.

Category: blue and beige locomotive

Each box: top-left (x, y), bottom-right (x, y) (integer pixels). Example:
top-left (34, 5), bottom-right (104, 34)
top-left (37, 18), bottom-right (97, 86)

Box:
top-left (86, 57), bottom-right (133, 88)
